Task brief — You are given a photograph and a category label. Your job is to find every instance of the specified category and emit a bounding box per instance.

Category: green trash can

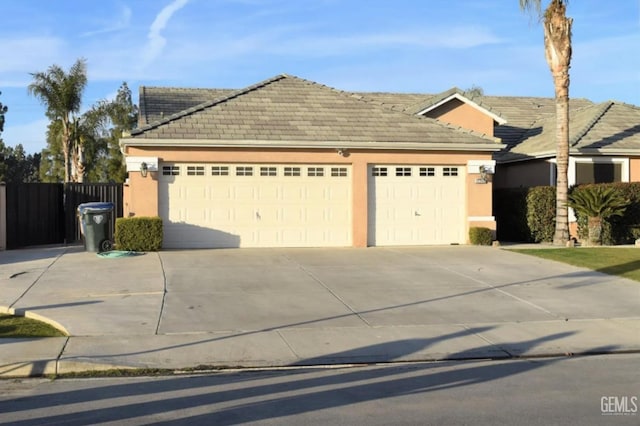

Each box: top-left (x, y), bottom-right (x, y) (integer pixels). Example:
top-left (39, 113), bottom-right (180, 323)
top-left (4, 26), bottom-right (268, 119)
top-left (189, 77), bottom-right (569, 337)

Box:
top-left (77, 202), bottom-right (114, 252)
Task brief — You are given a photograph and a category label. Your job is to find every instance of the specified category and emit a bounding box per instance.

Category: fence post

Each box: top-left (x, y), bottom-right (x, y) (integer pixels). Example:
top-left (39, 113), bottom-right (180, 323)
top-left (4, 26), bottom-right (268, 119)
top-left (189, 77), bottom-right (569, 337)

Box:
top-left (0, 183), bottom-right (6, 250)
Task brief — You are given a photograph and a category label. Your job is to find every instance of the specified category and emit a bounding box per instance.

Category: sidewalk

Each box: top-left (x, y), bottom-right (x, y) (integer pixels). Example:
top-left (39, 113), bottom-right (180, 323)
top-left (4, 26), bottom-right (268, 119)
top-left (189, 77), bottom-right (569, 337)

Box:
top-left (1, 245), bottom-right (639, 377)
top-left (3, 318), bottom-right (639, 377)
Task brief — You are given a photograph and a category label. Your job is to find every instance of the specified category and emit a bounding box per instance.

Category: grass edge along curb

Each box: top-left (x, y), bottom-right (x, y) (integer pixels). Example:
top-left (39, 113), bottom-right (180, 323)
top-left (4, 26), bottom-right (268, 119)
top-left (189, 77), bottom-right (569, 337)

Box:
top-left (0, 312), bottom-right (68, 338)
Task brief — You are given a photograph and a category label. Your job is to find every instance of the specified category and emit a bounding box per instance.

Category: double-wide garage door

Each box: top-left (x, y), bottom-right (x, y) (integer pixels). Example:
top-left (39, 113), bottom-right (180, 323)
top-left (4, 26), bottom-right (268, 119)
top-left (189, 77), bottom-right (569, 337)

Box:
top-left (159, 163), bottom-right (465, 248)
top-left (159, 163), bottom-right (352, 248)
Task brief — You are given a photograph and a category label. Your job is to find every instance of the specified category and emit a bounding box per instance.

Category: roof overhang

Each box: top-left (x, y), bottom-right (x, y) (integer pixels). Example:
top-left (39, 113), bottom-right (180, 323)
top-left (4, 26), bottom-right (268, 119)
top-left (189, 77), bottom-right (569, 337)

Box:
top-left (416, 93), bottom-right (507, 125)
top-left (120, 138), bottom-right (506, 153)
top-left (497, 147), bottom-right (640, 164)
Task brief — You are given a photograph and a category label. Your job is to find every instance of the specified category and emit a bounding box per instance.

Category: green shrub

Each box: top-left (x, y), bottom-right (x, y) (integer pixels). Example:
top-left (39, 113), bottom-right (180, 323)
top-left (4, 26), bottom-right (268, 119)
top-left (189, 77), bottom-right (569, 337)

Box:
top-left (115, 217), bottom-right (163, 251)
top-left (573, 182), bottom-right (640, 245)
top-left (469, 227), bottom-right (493, 245)
top-left (526, 186), bottom-right (556, 243)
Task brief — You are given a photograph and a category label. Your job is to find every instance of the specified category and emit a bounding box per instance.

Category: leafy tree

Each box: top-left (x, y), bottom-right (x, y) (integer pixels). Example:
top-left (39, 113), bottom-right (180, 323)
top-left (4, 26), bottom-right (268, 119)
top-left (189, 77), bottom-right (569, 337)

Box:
top-left (39, 120), bottom-right (65, 182)
top-left (464, 85), bottom-right (484, 99)
top-left (520, 0), bottom-right (573, 245)
top-left (28, 58), bottom-right (87, 183)
top-left (0, 91), bottom-right (7, 134)
top-left (0, 142), bottom-right (41, 183)
top-left (36, 80), bottom-right (138, 183)
top-left (105, 82), bottom-right (138, 182)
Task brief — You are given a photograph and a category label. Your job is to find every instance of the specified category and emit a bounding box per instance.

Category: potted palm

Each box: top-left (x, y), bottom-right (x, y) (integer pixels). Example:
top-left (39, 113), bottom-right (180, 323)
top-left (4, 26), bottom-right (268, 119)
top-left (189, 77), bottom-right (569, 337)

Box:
top-left (568, 186), bottom-right (628, 246)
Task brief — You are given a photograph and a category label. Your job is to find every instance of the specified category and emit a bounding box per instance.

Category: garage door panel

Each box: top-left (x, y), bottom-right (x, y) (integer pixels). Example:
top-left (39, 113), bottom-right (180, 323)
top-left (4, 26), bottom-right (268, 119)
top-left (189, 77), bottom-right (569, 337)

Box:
top-left (160, 163), bottom-right (352, 248)
top-left (368, 165), bottom-right (465, 246)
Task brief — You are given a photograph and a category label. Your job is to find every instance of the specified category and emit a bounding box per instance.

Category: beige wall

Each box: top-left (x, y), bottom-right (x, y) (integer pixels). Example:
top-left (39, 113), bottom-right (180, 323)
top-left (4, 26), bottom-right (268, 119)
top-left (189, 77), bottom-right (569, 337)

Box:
top-left (124, 146), bottom-right (496, 247)
top-left (425, 99), bottom-right (495, 137)
top-left (630, 158), bottom-right (640, 181)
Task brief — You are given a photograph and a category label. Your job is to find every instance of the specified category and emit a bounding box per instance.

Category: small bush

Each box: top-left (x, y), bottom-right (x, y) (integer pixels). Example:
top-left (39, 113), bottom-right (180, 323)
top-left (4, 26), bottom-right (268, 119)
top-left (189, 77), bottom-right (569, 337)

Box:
top-left (115, 217), bottom-right (163, 251)
top-left (469, 227), bottom-right (493, 245)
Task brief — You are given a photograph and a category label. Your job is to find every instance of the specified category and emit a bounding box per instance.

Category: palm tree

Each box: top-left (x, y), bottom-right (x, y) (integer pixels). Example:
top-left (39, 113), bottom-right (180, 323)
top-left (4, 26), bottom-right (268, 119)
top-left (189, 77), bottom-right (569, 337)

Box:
top-left (520, 0), bottom-right (573, 245)
top-left (28, 58), bottom-right (87, 183)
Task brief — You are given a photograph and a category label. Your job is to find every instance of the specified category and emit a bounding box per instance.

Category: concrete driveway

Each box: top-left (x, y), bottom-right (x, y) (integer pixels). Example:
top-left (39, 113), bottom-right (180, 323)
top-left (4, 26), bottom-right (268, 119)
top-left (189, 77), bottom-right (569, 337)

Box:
top-left (156, 246), bottom-right (634, 333)
top-left (1, 245), bottom-right (639, 375)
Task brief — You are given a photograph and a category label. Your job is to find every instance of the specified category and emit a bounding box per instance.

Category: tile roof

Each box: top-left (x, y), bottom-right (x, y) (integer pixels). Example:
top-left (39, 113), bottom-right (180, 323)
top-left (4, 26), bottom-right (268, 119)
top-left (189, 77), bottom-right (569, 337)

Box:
top-left (359, 91), bottom-right (596, 148)
top-left (130, 75), bottom-right (499, 147)
top-left (497, 101), bottom-right (640, 162)
top-left (132, 77), bottom-right (638, 159)
top-left (139, 86), bottom-right (235, 126)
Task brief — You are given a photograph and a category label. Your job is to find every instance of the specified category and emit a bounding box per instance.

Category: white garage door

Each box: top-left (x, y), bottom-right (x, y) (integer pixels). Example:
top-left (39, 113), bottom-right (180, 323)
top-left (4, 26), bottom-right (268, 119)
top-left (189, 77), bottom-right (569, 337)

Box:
top-left (368, 165), bottom-right (465, 246)
top-left (159, 163), bottom-right (352, 248)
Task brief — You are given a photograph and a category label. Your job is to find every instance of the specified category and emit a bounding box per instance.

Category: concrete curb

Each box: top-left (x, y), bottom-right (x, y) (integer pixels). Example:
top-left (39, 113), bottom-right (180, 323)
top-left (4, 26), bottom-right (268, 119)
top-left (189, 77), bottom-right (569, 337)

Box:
top-left (3, 318), bottom-right (639, 378)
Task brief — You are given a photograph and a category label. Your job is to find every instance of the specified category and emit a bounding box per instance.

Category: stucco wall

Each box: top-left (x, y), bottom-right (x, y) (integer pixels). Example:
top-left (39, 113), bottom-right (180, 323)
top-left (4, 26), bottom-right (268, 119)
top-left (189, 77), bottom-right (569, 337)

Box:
top-left (629, 157), bottom-right (640, 182)
top-left (124, 146), bottom-right (496, 247)
top-left (424, 99), bottom-right (495, 137)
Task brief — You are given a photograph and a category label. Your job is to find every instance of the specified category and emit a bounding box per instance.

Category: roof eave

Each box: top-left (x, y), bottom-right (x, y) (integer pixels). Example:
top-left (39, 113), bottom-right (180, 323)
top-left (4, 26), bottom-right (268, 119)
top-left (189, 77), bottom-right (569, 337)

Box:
top-left (120, 138), bottom-right (506, 152)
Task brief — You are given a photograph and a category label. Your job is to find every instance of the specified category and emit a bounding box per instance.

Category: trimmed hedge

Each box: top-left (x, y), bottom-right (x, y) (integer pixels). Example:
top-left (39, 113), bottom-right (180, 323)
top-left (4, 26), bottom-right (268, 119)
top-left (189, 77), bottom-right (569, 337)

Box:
top-left (115, 217), bottom-right (163, 251)
top-left (494, 186), bottom-right (556, 242)
top-left (526, 186), bottom-right (556, 243)
top-left (495, 182), bottom-right (640, 245)
top-left (469, 227), bottom-right (493, 245)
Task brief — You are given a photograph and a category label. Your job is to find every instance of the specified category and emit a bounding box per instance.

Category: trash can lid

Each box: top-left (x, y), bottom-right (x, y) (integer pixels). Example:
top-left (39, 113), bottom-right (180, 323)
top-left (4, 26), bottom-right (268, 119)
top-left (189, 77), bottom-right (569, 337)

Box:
top-left (77, 202), bottom-right (114, 213)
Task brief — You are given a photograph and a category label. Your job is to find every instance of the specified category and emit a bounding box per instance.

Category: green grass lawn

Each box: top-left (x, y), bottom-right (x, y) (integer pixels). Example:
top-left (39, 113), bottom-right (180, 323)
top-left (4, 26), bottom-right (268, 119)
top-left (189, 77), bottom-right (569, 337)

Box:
top-left (0, 314), bottom-right (67, 338)
top-left (510, 247), bottom-right (640, 282)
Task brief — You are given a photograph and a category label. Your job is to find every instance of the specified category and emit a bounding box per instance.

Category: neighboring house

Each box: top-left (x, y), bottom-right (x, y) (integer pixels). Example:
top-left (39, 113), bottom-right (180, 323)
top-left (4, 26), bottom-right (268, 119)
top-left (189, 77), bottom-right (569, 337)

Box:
top-left (120, 75), bottom-right (503, 249)
top-left (492, 101), bottom-right (640, 188)
top-left (364, 88), bottom-right (640, 189)
top-left (120, 74), bottom-right (640, 249)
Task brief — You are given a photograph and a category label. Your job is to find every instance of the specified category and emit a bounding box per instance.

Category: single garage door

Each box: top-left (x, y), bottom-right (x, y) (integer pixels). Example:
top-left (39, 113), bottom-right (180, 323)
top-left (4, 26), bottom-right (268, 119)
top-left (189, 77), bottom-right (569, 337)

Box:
top-left (368, 165), bottom-right (465, 246)
top-left (159, 163), bottom-right (352, 248)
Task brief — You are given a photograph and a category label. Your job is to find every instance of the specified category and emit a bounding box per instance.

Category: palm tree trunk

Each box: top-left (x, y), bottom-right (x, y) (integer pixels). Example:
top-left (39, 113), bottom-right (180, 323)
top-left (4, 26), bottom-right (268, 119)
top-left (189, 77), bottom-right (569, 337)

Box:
top-left (587, 216), bottom-right (603, 246)
top-left (553, 77), bottom-right (570, 245)
top-left (543, 0), bottom-right (573, 246)
top-left (62, 119), bottom-right (72, 183)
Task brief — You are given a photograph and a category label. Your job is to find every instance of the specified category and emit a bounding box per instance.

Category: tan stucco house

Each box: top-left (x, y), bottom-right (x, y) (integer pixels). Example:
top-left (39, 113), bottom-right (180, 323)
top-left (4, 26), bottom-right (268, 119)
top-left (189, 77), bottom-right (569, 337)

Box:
top-left (120, 75), bottom-right (503, 249)
top-left (120, 74), bottom-right (640, 248)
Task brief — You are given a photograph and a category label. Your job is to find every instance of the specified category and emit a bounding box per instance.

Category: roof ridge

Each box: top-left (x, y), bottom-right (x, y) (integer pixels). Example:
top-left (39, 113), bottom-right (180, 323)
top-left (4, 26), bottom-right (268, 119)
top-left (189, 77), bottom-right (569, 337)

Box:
top-left (133, 75), bottom-right (287, 134)
top-left (570, 101), bottom-right (614, 147)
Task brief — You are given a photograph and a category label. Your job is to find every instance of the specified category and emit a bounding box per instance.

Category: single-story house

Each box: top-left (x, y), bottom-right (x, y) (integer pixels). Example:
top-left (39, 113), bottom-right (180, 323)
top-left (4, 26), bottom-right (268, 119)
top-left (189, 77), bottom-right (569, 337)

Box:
top-left (120, 74), bottom-right (640, 248)
top-left (357, 88), bottom-right (640, 188)
top-left (120, 75), bottom-right (503, 249)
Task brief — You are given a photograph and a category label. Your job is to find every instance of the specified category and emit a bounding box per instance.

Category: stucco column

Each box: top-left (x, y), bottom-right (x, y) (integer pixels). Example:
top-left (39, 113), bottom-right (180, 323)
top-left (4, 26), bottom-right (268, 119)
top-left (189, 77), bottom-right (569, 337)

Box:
top-left (351, 158), bottom-right (369, 247)
top-left (466, 161), bottom-right (497, 240)
top-left (126, 172), bottom-right (159, 217)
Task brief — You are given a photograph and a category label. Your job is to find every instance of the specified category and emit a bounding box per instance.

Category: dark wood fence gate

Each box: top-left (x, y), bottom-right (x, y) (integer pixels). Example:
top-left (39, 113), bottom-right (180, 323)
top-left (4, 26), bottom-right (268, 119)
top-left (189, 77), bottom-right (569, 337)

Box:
top-left (5, 183), bottom-right (123, 249)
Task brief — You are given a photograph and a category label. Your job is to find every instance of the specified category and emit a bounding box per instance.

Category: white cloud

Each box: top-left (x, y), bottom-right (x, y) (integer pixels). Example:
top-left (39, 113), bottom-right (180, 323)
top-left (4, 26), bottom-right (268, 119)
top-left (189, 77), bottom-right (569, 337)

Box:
top-left (80, 5), bottom-right (132, 37)
top-left (262, 26), bottom-right (504, 57)
top-left (140, 0), bottom-right (190, 69)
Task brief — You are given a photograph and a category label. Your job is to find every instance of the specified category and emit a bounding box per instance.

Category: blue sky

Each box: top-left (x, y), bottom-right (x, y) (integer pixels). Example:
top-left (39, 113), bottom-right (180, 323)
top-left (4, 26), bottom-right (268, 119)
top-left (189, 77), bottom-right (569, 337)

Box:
top-left (1, 0), bottom-right (638, 154)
